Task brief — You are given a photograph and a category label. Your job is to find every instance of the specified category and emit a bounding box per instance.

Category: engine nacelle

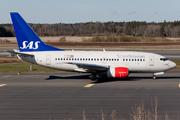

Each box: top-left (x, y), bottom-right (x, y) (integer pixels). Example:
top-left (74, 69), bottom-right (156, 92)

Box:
top-left (107, 67), bottom-right (129, 78)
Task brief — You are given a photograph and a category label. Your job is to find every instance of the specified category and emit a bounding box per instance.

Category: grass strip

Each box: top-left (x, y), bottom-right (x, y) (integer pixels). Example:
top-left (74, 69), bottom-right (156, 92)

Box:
top-left (0, 63), bottom-right (59, 73)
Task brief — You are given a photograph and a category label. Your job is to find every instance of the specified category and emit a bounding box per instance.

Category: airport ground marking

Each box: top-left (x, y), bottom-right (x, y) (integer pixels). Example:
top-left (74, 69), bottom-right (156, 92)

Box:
top-left (1, 75), bottom-right (10, 79)
top-left (84, 84), bottom-right (94, 88)
top-left (0, 84), bottom-right (7, 87)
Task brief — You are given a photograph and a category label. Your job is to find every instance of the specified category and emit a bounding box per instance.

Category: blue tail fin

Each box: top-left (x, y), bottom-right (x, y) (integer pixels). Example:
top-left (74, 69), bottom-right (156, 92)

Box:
top-left (10, 12), bottom-right (64, 52)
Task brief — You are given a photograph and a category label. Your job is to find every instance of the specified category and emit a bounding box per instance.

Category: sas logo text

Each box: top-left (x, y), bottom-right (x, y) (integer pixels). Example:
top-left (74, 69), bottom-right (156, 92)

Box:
top-left (20, 41), bottom-right (40, 49)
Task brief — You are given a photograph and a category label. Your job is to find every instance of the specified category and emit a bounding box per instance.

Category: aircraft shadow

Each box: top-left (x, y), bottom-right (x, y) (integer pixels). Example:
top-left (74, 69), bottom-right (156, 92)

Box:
top-left (45, 75), bottom-right (89, 80)
top-left (45, 75), bottom-right (180, 83)
top-left (128, 76), bottom-right (180, 80)
top-left (92, 76), bottom-right (180, 83)
top-left (92, 77), bottom-right (141, 83)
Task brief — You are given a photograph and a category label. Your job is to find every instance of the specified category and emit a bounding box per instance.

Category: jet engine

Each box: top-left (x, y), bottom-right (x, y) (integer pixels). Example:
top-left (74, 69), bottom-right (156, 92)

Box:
top-left (107, 67), bottom-right (129, 78)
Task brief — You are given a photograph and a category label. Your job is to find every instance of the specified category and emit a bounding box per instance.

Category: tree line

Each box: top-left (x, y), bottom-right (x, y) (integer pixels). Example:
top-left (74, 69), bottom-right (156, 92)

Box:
top-left (0, 25), bottom-right (14, 37)
top-left (1, 20), bottom-right (180, 37)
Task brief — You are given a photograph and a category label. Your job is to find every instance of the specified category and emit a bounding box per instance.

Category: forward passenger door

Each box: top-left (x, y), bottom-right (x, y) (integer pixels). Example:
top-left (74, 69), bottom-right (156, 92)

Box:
top-left (149, 56), bottom-right (154, 66)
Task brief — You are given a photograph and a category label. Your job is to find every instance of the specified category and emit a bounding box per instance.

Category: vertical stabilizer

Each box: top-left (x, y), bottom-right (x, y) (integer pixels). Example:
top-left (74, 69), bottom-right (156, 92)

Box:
top-left (10, 12), bottom-right (64, 52)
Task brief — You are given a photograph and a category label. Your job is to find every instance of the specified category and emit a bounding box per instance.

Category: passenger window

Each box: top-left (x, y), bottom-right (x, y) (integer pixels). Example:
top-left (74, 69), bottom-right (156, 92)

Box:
top-left (137, 59), bottom-right (139, 61)
top-left (83, 58), bottom-right (85, 61)
top-left (97, 59), bottom-right (99, 61)
top-left (94, 58), bottom-right (96, 61)
top-left (72, 58), bottom-right (74, 60)
top-left (91, 58), bottom-right (93, 61)
top-left (117, 59), bottom-right (119, 61)
top-left (112, 59), bottom-right (113, 61)
top-left (69, 58), bottom-right (71, 60)
top-left (55, 58), bottom-right (57, 60)
top-left (123, 59), bottom-right (125, 61)
top-left (77, 58), bottom-right (79, 60)
top-left (114, 59), bottom-right (116, 61)
top-left (140, 59), bottom-right (142, 61)
top-left (143, 59), bottom-right (145, 61)
top-left (106, 59), bottom-right (108, 61)
top-left (100, 59), bottom-right (102, 61)
top-left (66, 58), bottom-right (68, 60)
top-left (80, 58), bottom-right (82, 61)
top-left (109, 59), bottom-right (111, 61)
top-left (132, 59), bottom-right (134, 61)
top-left (126, 59), bottom-right (128, 61)
top-left (129, 59), bottom-right (131, 61)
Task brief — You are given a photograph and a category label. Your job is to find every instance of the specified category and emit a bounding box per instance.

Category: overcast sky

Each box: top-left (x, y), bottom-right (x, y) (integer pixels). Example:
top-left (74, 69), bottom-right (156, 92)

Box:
top-left (1, 0), bottom-right (180, 24)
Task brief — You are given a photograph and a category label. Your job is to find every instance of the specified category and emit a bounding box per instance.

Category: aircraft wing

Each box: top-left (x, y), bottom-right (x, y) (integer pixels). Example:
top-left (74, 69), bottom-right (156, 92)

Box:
top-left (68, 62), bottom-right (109, 71)
top-left (5, 49), bottom-right (34, 57)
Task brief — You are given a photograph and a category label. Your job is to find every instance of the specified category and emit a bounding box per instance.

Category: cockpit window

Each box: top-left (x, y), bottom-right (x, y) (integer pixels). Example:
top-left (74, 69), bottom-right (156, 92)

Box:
top-left (160, 58), bottom-right (168, 61)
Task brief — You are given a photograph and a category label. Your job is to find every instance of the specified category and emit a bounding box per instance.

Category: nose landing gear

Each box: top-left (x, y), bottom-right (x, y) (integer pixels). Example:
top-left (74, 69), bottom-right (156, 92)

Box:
top-left (153, 75), bottom-right (156, 79)
top-left (153, 72), bottom-right (164, 79)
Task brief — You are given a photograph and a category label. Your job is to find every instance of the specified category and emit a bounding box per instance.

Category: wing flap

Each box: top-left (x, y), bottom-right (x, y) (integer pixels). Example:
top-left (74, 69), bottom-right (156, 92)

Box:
top-left (68, 62), bottom-right (109, 71)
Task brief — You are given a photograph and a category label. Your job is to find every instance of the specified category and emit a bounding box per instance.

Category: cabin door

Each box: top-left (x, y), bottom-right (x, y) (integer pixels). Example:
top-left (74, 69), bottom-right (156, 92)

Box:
top-left (149, 56), bottom-right (154, 66)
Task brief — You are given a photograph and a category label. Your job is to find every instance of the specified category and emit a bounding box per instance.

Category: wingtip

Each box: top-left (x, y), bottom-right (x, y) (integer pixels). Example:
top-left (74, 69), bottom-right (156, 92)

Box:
top-left (10, 12), bottom-right (19, 15)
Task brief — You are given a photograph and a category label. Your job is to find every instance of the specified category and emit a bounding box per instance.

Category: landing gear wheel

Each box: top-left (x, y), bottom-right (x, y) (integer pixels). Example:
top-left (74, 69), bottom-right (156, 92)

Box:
top-left (153, 75), bottom-right (156, 79)
top-left (90, 73), bottom-right (97, 81)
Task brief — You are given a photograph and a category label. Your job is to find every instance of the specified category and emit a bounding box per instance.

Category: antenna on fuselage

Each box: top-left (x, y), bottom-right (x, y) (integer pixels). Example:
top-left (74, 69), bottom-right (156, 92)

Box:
top-left (103, 49), bottom-right (105, 52)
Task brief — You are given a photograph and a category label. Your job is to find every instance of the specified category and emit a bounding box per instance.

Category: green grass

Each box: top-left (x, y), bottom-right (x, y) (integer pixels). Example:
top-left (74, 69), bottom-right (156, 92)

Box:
top-left (0, 63), bottom-right (60, 73)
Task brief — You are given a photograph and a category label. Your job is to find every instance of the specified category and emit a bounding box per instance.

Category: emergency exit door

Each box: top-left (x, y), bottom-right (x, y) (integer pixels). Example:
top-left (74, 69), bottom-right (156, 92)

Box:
top-left (46, 55), bottom-right (51, 65)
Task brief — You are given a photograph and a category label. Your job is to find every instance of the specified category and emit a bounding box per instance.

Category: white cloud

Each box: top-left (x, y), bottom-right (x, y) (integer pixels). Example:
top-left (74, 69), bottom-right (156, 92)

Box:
top-left (128, 11), bottom-right (136, 15)
top-left (112, 12), bottom-right (119, 15)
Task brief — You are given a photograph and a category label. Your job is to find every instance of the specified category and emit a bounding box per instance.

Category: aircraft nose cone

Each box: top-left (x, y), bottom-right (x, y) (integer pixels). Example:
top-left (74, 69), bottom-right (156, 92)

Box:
top-left (171, 61), bottom-right (177, 69)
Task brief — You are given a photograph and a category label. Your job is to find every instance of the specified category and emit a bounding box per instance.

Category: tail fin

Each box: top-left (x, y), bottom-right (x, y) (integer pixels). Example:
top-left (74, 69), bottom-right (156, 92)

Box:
top-left (10, 12), bottom-right (64, 52)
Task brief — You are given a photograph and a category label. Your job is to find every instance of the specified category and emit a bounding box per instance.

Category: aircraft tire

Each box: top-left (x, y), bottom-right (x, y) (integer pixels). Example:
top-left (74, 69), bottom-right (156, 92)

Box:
top-left (90, 73), bottom-right (97, 81)
top-left (153, 75), bottom-right (156, 79)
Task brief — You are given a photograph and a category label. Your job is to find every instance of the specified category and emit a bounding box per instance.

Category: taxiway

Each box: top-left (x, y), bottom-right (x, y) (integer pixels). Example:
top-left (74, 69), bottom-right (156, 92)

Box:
top-left (0, 71), bottom-right (180, 120)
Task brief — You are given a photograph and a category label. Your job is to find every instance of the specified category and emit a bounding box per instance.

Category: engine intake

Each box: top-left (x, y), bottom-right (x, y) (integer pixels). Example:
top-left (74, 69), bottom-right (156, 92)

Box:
top-left (107, 67), bottom-right (129, 78)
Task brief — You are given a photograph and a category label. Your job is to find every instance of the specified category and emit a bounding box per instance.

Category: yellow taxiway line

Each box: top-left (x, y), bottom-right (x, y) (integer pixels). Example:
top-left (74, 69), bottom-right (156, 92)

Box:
top-left (1, 75), bottom-right (10, 79)
top-left (0, 84), bottom-right (7, 87)
top-left (84, 84), bottom-right (94, 88)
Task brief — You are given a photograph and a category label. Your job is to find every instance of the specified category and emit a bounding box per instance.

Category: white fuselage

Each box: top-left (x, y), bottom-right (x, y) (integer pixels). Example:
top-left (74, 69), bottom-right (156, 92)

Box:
top-left (18, 51), bottom-right (176, 73)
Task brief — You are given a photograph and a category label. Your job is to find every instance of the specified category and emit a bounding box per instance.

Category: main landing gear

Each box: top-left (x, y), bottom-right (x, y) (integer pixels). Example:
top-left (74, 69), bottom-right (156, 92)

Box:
top-left (90, 73), bottom-right (97, 81)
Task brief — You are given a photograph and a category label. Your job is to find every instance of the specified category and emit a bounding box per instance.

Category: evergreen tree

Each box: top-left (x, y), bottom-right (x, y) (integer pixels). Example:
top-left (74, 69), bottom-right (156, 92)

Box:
top-left (160, 25), bottom-right (165, 37)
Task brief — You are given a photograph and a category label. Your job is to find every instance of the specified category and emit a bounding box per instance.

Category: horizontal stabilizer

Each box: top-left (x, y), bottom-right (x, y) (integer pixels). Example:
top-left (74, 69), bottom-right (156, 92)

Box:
top-left (5, 49), bottom-right (34, 56)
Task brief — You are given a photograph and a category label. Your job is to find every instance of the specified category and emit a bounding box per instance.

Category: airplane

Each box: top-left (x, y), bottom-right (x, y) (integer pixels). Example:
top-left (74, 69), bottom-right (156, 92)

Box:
top-left (7, 12), bottom-right (177, 80)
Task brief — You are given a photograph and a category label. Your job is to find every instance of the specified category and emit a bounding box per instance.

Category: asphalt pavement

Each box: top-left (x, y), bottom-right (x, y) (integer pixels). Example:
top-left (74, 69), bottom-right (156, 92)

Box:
top-left (0, 71), bottom-right (180, 120)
